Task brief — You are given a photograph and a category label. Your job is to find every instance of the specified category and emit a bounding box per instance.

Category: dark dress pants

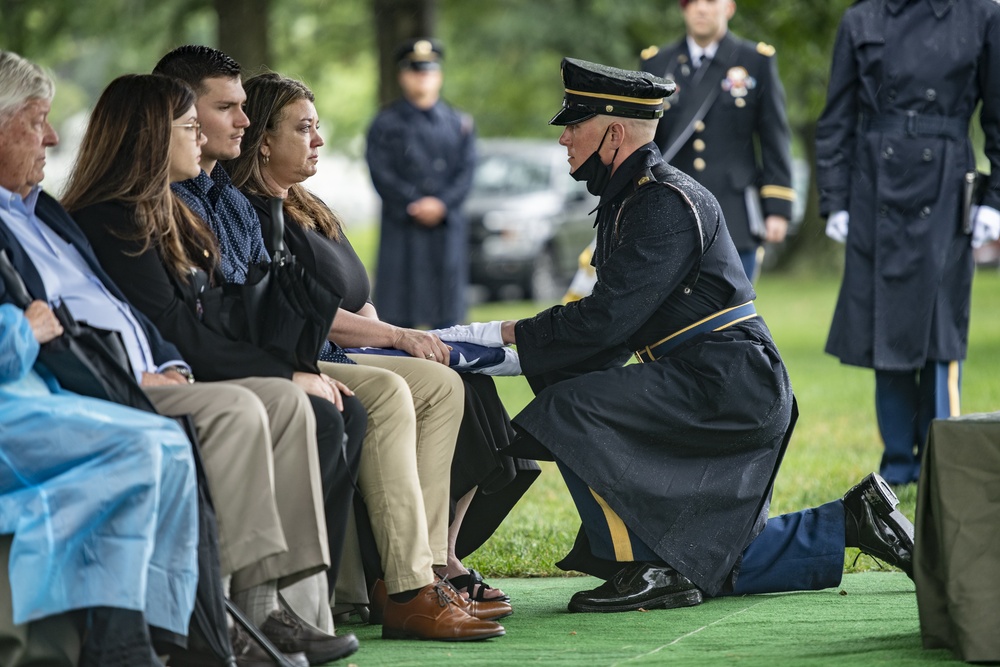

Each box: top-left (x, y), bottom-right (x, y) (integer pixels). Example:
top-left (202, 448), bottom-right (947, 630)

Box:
top-left (307, 394), bottom-right (366, 591)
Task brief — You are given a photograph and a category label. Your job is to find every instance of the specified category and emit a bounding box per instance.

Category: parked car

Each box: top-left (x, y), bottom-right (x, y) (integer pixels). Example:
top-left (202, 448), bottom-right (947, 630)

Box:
top-left (464, 138), bottom-right (598, 301)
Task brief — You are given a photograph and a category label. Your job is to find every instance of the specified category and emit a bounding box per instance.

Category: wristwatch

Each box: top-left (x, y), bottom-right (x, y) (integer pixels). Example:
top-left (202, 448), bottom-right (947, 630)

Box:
top-left (164, 365), bottom-right (195, 384)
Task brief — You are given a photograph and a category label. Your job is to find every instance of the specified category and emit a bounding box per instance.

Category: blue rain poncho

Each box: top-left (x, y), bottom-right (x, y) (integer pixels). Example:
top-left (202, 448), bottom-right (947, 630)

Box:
top-left (0, 303), bottom-right (199, 635)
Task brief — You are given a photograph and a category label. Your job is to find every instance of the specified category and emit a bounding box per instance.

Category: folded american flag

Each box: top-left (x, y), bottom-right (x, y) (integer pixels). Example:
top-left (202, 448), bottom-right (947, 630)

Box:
top-left (343, 341), bottom-right (521, 376)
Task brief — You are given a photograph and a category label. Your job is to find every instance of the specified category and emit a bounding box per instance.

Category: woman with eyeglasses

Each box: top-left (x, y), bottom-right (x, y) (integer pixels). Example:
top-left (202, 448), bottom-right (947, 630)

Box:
top-left (62, 73), bottom-right (362, 663)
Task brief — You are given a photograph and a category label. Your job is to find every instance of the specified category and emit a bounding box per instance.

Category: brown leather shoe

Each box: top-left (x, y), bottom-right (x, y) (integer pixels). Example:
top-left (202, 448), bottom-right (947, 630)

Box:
top-left (380, 582), bottom-right (506, 641)
top-left (438, 578), bottom-right (513, 621)
top-left (370, 577), bottom-right (514, 625)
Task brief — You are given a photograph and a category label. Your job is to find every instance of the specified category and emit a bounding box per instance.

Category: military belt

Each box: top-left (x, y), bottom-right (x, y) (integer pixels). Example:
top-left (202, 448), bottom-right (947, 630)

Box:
top-left (634, 301), bottom-right (757, 363)
top-left (863, 112), bottom-right (967, 140)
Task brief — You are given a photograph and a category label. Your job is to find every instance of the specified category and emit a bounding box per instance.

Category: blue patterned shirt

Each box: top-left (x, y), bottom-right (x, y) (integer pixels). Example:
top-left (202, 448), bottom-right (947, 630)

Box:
top-left (172, 164), bottom-right (269, 284)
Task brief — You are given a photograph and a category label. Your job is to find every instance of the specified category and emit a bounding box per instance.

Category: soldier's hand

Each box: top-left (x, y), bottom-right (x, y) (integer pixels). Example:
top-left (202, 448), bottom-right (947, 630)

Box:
top-left (407, 196), bottom-right (447, 226)
top-left (764, 215), bottom-right (789, 244)
top-left (825, 210), bottom-right (849, 244)
top-left (971, 205), bottom-right (1000, 249)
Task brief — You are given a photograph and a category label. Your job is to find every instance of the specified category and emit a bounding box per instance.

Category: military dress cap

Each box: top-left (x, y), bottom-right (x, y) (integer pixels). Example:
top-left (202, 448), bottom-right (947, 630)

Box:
top-left (395, 38), bottom-right (444, 71)
top-left (549, 57), bottom-right (676, 126)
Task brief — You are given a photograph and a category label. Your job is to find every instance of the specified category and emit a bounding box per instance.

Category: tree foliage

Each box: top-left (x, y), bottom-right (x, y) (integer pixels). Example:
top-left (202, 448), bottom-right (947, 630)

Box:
top-left (0, 0), bottom-right (857, 269)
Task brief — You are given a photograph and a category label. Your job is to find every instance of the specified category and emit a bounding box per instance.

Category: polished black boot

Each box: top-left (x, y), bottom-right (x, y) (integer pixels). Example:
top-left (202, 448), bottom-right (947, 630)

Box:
top-left (843, 472), bottom-right (915, 578)
top-left (568, 562), bottom-right (703, 613)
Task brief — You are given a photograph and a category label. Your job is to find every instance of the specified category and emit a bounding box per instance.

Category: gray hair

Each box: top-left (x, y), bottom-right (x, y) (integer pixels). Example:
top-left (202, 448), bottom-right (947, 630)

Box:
top-left (0, 51), bottom-right (55, 122)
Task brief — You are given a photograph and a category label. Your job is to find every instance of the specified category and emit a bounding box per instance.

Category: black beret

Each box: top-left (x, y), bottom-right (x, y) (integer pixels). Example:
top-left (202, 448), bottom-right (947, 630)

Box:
top-left (550, 57), bottom-right (676, 126)
top-left (395, 38), bottom-right (443, 71)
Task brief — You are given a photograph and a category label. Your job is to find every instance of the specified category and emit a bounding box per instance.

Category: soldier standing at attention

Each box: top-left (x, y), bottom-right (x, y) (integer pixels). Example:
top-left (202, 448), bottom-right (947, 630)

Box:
top-left (366, 38), bottom-right (477, 329)
top-left (641, 0), bottom-right (794, 282)
top-left (816, 0), bottom-right (1000, 486)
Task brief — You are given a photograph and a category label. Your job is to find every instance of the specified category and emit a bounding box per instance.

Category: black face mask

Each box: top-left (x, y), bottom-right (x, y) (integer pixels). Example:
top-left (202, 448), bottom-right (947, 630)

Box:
top-left (570, 124), bottom-right (620, 197)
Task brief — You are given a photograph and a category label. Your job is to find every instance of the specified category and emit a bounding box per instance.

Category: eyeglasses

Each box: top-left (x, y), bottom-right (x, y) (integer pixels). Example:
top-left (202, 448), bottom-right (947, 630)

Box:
top-left (172, 121), bottom-right (202, 140)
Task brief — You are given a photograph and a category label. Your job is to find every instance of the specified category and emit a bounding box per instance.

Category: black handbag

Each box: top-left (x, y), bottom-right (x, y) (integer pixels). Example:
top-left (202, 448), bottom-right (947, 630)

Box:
top-left (199, 198), bottom-right (341, 374)
top-left (0, 249), bottom-right (156, 413)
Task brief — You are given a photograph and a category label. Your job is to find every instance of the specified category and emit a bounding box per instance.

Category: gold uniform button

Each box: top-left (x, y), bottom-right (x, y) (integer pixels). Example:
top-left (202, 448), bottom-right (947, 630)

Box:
top-left (693, 139), bottom-right (706, 152)
top-left (695, 120), bottom-right (706, 132)
top-left (693, 158), bottom-right (706, 171)
top-left (735, 98), bottom-right (746, 108)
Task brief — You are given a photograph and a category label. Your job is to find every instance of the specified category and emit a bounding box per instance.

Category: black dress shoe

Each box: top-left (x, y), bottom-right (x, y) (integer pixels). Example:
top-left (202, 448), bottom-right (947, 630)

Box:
top-left (167, 623), bottom-right (309, 667)
top-left (568, 562), bottom-right (703, 613)
top-left (843, 472), bottom-right (915, 579)
top-left (231, 623), bottom-right (308, 667)
top-left (260, 609), bottom-right (359, 665)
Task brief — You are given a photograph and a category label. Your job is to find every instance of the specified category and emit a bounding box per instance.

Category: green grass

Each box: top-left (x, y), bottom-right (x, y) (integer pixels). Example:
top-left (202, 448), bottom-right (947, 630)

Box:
top-left (344, 221), bottom-right (1000, 580)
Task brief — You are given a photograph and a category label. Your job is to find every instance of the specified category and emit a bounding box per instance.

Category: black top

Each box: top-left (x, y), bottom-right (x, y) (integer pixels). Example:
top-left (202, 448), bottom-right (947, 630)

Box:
top-left (246, 193), bottom-right (372, 314)
top-left (74, 200), bottom-right (295, 380)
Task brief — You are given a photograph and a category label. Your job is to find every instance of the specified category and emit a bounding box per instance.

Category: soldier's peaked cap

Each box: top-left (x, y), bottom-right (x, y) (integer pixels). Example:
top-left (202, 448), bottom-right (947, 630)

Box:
top-left (396, 38), bottom-right (443, 71)
top-left (549, 57), bottom-right (675, 126)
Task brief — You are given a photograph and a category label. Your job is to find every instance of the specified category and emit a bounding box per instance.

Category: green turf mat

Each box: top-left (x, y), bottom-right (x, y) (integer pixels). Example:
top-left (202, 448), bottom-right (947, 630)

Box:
top-left (328, 573), bottom-right (960, 666)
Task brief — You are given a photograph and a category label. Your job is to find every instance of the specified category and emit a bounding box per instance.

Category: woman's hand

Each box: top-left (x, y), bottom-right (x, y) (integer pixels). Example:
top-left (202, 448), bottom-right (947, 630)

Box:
top-left (25, 300), bottom-right (62, 344)
top-left (392, 327), bottom-right (452, 365)
top-left (293, 371), bottom-right (354, 411)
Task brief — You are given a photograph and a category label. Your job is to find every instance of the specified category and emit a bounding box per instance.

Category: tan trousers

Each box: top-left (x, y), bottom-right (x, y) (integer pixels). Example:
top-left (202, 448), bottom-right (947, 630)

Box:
top-left (320, 355), bottom-right (463, 594)
top-left (0, 535), bottom-right (80, 667)
top-left (145, 377), bottom-right (329, 592)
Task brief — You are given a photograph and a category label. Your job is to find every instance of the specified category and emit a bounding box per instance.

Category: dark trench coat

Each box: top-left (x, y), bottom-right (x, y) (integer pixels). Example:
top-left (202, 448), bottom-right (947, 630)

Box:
top-left (365, 97), bottom-right (476, 328)
top-left (816, 0), bottom-right (1000, 371)
top-left (512, 144), bottom-right (794, 596)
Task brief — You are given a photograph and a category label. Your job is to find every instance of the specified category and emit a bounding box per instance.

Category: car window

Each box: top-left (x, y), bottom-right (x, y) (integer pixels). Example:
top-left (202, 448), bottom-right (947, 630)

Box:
top-left (472, 153), bottom-right (552, 196)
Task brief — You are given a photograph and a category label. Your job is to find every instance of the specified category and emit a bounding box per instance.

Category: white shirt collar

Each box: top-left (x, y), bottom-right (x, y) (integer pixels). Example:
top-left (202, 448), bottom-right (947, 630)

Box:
top-left (686, 36), bottom-right (720, 64)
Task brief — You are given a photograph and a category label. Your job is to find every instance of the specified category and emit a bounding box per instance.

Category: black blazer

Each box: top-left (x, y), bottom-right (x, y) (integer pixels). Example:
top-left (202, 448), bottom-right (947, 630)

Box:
top-left (73, 200), bottom-right (295, 381)
top-left (0, 191), bottom-right (184, 368)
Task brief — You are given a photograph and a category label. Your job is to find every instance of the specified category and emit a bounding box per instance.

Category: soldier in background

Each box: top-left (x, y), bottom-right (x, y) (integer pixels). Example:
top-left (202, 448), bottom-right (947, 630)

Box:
top-left (816, 0), bottom-right (1000, 486)
top-left (641, 0), bottom-right (794, 282)
top-left (366, 38), bottom-right (476, 328)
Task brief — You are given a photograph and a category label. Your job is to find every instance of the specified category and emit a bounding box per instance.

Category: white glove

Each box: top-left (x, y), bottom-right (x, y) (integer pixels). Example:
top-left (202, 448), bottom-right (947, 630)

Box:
top-left (971, 205), bottom-right (1000, 249)
top-left (430, 321), bottom-right (505, 348)
top-left (451, 346), bottom-right (522, 376)
top-left (826, 210), bottom-right (849, 244)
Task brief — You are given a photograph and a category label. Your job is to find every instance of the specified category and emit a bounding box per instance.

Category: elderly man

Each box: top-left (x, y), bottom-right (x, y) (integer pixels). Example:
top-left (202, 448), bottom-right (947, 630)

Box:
top-left (0, 51), bottom-right (351, 665)
top-left (0, 300), bottom-right (199, 667)
top-left (443, 58), bottom-right (914, 611)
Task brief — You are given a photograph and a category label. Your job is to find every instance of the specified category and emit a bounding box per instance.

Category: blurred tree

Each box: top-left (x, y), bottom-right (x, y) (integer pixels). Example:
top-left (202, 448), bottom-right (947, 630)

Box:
top-left (216, 0), bottom-right (271, 72)
top-left (371, 0), bottom-right (436, 107)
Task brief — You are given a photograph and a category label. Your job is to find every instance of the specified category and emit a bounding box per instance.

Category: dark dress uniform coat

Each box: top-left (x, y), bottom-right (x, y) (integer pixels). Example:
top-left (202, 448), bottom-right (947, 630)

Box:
top-left (816, 0), bottom-right (1000, 371)
top-left (641, 32), bottom-right (795, 253)
top-left (511, 143), bottom-right (794, 596)
top-left (365, 97), bottom-right (476, 328)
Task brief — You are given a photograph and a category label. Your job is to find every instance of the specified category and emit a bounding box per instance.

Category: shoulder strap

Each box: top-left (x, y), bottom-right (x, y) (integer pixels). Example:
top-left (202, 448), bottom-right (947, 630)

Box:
top-left (618, 168), bottom-right (719, 294)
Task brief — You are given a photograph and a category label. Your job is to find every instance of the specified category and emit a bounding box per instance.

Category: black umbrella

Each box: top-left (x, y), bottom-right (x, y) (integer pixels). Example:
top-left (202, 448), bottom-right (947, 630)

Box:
top-left (200, 198), bottom-right (341, 374)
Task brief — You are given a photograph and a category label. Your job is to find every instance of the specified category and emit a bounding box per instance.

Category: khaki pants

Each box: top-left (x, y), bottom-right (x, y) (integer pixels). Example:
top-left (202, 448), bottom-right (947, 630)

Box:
top-left (145, 377), bottom-right (329, 592)
top-left (0, 535), bottom-right (80, 667)
top-left (321, 355), bottom-right (463, 594)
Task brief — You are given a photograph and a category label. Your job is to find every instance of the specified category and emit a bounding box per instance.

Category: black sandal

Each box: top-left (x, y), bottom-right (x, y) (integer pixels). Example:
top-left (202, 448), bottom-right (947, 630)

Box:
top-left (449, 568), bottom-right (511, 603)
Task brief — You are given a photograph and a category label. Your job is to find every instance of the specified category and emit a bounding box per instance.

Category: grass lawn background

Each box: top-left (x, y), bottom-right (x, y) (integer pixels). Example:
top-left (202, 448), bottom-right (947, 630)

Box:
top-left (343, 220), bottom-right (1000, 579)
